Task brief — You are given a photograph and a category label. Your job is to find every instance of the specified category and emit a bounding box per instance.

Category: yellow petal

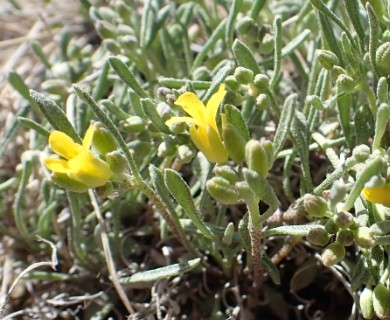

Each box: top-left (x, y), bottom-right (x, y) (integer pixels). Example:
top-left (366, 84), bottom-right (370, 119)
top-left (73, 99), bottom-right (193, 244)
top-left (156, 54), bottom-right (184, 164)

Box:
top-left (67, 150), bottom-right (112, 187)
top-left (205, 84), bottom-right (226, 129)
top-left (44, 158), bottom-right (70, 173)
top-left (175, 92), bottom-right (206, 123)
top-left (166, 116), bottom-right (203, 127)
top-left (49, 131), bottom-right (82, 159)
top-left (189, 125), bottom-right (228, 163)
top-left (362, 184), bottom-right (390, 207)
top-left (82, 124), bottom-right (95, 149)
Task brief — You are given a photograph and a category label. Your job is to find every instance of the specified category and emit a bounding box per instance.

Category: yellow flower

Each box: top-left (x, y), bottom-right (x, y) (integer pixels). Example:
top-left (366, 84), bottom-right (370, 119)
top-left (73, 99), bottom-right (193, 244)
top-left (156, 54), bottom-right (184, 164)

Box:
top-left (166, 85), bottom-right (228, 163)
top-left (362, 183), bottom-right (390, 207)
top-left (45, 125), bottom-right (112, 189)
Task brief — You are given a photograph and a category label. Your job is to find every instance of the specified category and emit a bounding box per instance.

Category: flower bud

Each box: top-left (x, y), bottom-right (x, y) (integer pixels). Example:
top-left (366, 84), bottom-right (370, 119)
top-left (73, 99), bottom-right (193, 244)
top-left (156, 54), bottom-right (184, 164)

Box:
top-left (224, 75), bottom-right (240, 91)
top-left (156, 102), bottom-right (172, 121)
top-left (325, 218), bottom-right (339, 234)
top-left (234, 66), bottom-right (254, 84)
top-left (336, 74), bottom-right (355, 92)
top-left (307, 227), bottom-right (330, 246)
top-left (222, 222), bottom-right (235, 245)
top-left (306, 95), bottom-right (325, 110)
top-left (360, 287), bottom-right (375, 320)
top-left (354, 226), bottom-right (375, 249)
top-left (373, 284), bottom-right (390, 319)
top-left (121, 116), bottom-right (146, 133)
top-left (106, 150), bottom-right (127, 175)
top-left (51, 172), bottom-right (89, 193)
top-left (321, 242), bottom-right (345, 267)
top-left (303, 194), bottom-right (329, 218)
top-left (103, 39), bottom-right (121, 54)
top-left (332, 65), bottom-right (348, 78)
top-left (221, 114), bottom-right (246, 162)
top-left (329, 180), bottom-right (348, 205)
top-left (193, 66), bottom-right (211, 81)
top-left (253, 74), bottom-right (270, 92)
top-left (336, 229), bottom-right (354, 246)
top-left (236, 16), bottom-right (255, 34)
top-left (213, 165), bottom-right (240, 184)
top-left (206, 177), bottom-right (240, 205)
top-left (157, 139), bottom-right (176, 158)
top-left (119, 35), bottom-right (138, 51)
top-left (92, 122), bottom-right (118, 155)
top-left (353, 144), bottom-right (371, 162)
top-left (177, 145), bottom-right (195, 164)
top-left (235, 181), bottom-right (255, 201)
top-left (259, 34), bottom-right (273, 55)
top-left (95, 20), bottom-right (117, 39)
top-left (245, 139), bottom-right (269, 177)
top-left (316, 49), bottom-right (339, 70)
top-left (255, 93), bottom-right (271, 109)
top-left (41, 79), bottom-right (68, 96)
top-left (334, 211), bottom-right (356, 229)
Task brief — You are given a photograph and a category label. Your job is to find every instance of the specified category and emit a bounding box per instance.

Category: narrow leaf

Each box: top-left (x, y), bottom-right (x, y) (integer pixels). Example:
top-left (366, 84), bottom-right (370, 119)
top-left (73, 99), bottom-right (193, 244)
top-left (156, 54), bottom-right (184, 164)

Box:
top-left (232, 39), bottom-right (260, 74)
top-left (141, 98), bottom-right (170, 133)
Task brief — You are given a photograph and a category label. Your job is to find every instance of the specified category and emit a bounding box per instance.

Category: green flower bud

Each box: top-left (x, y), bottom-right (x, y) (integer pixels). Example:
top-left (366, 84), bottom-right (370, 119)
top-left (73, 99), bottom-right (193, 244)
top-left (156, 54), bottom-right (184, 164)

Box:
top-left (336, 229), bottom-right (354, 246)
top-left (222, 222), bottom-right (235, 245)
top-left (51, 172), bottom-right (89, 193)
top-left (224, 75), bottom-right (240, 91)
top-left (354, 226), bottom-right (375, 249)
top-left (221, 114), bottom-right (246, 162)
top-left (157, 139), bottom-right (176, 158)
top-left (106, 151), bottom-right (127, 175)
top-left (353, 144), bottom-right (371, 162)
top-left (332, 65), bottom-right (348, 78)
top-left (360, 287), bottom-right (375, 320)
top-left (306, 95), bottom-right (325, 110)
top-left (235, 181), bottom-right (255, 201)
top-left (234, 66), bottom-right (254, 84)
top-left (329, 180), bottom-right (348, 205)
top-left (103, 39), bottom-right (121, 54)
top-left (336, 74), bottom-right (355, 92)
top-left (377, 77), bottom-right (389, 105)
top-left (236, 16), bottom-right (255, 35)
top-left (262, 140), bottom-right (274, 171)
top-left (245, 139), bottom-right (269, 177)
top-left (128, 140), bottom-right (152, 164)
top-left (376, 42), bottom-right (390, 76)
top-left (321, 242), bottom-right (345, 267)
top-left (156, 102), bottom-right (172, 121)
top-left (325, 218), bottom-right (339, 234)
top-left (92, 122), bottom-right (118, 155)
top-left (373, 284), bottom-right (390, 319)
top-left (206, 177), bottom-right (240, 205)
top-left (316, 49), bottom-right (339, 70)
top-left (213, 165), bottom-right (240, 184)
top-left (41, 79), bottom-right (68, 96)
top-left (256, 93), bottom-right (271, 110)
top-left (253, 74), bottom-right (270, 91)
top-left (95, 20), bottom-right (117, 39)
top-left (334, 211), bottom-right (356, 229)
top-left (259, 34), bottom-right (273, 55)
top-left (193, 66), bottom-right (211, 81)
top-left (307, 227), bottom-right (330, 246)
top-left (121, 116), bottom-right (146, 133)
top-left (177, 145), bottom-right (195, 164)
top-left (303, 194), bottom-right (329, 218)
top-left (97, 6), bottom-right (117, 22)
top-left (119, 35), bottom-right (138, 51)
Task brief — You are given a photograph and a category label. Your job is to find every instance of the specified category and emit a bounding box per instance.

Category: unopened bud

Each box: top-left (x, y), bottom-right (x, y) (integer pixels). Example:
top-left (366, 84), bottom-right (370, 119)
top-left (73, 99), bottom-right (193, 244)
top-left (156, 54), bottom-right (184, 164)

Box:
top-left (321, 242), bottom-right (345, 267)
top-left (245, 139), bottom-right (269, 177)
top-left (376, 42), bottom-right (390, 76)
top-left (234, 66), bottom-right (254, 84)
top-left (157, 139), bottom-right (176, 158)
top-left (306, 95), bottom-right (325, 110)
top-left (95, 20), bottom-right (117, 39)
top-left (121, 116), bottom-right (146, 133)
top-left (253, 74), bottom-right (269, 91)
top-left (106, 151), bottom-right (127, 175)
top-left (354, 226), bottom-right (375, 249)
top-left (193, 66), bottom-right (211, 81)
top-left (255, 93), bottom-right (270, 109)
top-left (307, 227), bottom-right (330, 246)
top-left (259, 34), bottom-right (273, 55)
top-left (303, 194), bottom-right (329, 218)
top-left (224, 75), bottom-right (240, 91)
top-left (156, 102), bottom-right (172, 121)
top-left (206, 177), bottom-right (240, 205)
top-left (360, 287), bottom-right (375, 320)
top-left (353, 144), bottom-right (371, 162)
top-left (336, 74), bottom-right (355, 92)
top-left (317, 49), bottom-right (339, 70)
top-left (334, 210), bottom-right (356, 229)
top-left (332, 65), bottom-right (347, 78)
top-left (222, 222), bottom-right (235, 245)
top-left (373, 284), bottom-right (390, 319)
top-left (236, 16), bottom-right (255, 35)
top-left (213, 165), bottom-right (240, 184)
top-left (92, 122), bottom-right (117, 155)
top-left (336, 229), bottom-right (354, 246)
top-left (177, 145), bottom-right (195, 164)
top-left (325, 218), bottom-right (339, 234)
top-left (329, 180), bottom-right (348, 205)
top-left (103, 39), bottom-right (121, 54)
top-left (221, 114), bottom-right (246, 162)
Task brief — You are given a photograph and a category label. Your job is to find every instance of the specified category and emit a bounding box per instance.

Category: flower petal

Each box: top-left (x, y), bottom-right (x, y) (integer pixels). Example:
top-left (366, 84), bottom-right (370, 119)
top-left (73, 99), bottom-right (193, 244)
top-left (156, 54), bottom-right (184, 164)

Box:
top-left (44, 158), bottom-right (70, 173)
top-left (175, 92), bottom-right (206, 122)
top-left (362, 184), bottom-right (390, 207)
top-left (205, 84), bottom-right (226, 128)
top-left (82, 124), bottom-right (95, 149)
top-left (67, 150), bottom-right (112, 187)
top-left (190, 125), bottom-right (228, 163)
top-left (49, 131), bottom-right (82, 159)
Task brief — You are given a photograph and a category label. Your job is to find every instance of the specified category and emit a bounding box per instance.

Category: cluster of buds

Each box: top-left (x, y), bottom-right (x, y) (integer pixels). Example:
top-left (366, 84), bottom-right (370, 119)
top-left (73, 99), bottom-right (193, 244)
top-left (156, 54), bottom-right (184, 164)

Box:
top-left (360, 284), bottom-right (390, 319)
